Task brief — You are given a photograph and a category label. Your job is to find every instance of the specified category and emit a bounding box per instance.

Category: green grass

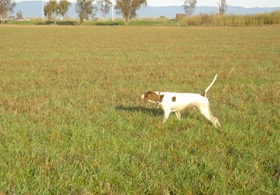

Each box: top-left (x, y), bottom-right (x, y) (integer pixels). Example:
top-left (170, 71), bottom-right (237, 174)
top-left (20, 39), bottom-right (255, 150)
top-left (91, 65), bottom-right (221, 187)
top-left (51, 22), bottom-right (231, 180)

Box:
top-left (0, 26), bottom-right (279, 194)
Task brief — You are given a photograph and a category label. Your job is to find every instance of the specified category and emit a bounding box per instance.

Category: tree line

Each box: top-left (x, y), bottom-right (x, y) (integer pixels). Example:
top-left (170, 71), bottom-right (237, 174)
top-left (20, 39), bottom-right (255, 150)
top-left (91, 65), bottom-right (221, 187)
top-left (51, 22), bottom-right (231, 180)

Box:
top-left (4, 0), bottom-right (273, 26)
top-left (0, 0), bottom-right (149, 25)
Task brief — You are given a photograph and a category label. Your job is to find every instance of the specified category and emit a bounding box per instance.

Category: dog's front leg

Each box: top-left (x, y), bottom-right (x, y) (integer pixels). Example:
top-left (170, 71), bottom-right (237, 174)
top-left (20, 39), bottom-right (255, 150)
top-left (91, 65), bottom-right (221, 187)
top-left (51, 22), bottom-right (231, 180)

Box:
top-left (163, 109), bottom-right (171, 123)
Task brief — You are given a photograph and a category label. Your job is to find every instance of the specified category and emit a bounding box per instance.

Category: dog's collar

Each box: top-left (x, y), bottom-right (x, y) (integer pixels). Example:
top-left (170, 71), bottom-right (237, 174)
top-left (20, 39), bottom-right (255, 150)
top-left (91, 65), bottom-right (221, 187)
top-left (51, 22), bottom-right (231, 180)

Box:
top-left (156, 91), bottom-right (161, 105)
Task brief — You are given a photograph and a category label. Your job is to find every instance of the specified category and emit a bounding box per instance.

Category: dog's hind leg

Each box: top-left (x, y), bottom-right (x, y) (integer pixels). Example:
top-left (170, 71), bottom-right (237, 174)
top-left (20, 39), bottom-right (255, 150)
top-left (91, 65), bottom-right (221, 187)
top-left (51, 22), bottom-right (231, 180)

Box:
top-left (175, 111), bottom-right (181, 120)
top-left (198, 102), bottom-right (221, 128)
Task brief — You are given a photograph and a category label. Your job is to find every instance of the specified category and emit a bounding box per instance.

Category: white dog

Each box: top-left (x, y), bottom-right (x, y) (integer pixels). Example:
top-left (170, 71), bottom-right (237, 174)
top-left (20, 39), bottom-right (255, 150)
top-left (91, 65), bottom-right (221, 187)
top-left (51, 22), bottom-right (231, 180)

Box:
top-left (140, 74), bottom-right (221, 128)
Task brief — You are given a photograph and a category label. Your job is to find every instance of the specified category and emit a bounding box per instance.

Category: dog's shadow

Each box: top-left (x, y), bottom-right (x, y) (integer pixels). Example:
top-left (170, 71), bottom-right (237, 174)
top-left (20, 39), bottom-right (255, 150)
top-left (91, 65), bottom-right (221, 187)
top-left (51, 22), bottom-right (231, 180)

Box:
top-left (115, 105), bottom-right (163, 117)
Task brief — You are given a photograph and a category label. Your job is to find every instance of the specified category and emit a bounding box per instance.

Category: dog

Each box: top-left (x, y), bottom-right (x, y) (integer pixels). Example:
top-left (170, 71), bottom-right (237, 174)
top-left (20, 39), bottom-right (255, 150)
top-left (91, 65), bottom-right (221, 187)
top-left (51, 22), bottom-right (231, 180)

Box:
top-left (140, 74), bottom-right (221, 128)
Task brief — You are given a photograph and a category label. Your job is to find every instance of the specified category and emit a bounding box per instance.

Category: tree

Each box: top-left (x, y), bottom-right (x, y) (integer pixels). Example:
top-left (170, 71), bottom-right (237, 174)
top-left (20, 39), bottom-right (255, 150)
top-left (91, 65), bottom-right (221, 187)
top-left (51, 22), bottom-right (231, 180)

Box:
top-left (115, 0), bottom-right (147, 26)
top-left (44, 0), bottom-right (58, 22)
top-left (76, 0), bottom-right (96, 23)
top-left (90, 5), bottom-right (98, 21)
top-left (0, 0), bottom-right (16, 23)
top-left (58, 0), bottom-right (71, 17)
top-left (183, 0), bottom-right (197, 17)
top-left (44, 0), bottom-right (71, 24)
top-left (97, 0), bottom-right (112, 19)
top-left (217, 0), bottom-right (227, 15)
top-left (16, 10), bottom-right (23, 20)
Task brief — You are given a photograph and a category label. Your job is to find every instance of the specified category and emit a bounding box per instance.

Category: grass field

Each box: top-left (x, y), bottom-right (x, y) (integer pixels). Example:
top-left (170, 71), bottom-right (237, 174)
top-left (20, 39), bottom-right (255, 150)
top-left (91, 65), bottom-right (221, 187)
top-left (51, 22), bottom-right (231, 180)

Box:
top-left (0, 25), bottom-right (279, 194)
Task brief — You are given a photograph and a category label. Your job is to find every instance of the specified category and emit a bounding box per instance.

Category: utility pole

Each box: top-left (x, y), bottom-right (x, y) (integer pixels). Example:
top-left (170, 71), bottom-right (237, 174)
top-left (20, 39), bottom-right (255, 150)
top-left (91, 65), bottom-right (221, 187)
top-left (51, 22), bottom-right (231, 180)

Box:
top-left (42, 0), bottom-right (44, 21)
top-left (111, 2), bottom-right (114, 21)
top-left (217, 1), bottom-right (220, 15)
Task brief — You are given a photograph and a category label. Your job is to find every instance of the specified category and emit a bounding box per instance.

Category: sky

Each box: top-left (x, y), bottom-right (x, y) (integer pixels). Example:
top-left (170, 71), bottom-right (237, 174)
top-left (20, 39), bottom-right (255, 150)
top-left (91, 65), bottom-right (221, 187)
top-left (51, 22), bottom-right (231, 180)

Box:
top-left (147, 0), bottom-right (280, 8)
top-left (15, 0), bottom-right (280, 8)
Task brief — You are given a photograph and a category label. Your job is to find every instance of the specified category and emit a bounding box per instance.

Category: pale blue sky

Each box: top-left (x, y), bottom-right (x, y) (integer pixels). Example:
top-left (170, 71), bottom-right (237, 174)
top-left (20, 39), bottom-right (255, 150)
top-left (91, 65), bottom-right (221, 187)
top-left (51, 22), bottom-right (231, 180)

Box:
top-left (15, 0), bottom-right (280, 8)
top-left (147, 0), bottom-right (280, 8)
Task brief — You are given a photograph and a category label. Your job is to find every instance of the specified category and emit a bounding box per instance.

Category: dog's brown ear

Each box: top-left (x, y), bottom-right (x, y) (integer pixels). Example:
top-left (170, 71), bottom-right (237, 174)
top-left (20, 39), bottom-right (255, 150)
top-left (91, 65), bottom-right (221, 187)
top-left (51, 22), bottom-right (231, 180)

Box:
top-left (200, 91), bottom-right (206, 97)
top-left (159, 95), bottom-right (164, 102)
top-left (151, 91), bottom-right (159, 101)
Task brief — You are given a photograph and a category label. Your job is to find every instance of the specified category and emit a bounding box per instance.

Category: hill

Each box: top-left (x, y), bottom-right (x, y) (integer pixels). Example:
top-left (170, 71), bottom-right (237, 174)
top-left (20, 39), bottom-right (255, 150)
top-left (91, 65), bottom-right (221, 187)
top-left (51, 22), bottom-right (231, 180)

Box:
top-left (13, 1), bottom-right (280, 19)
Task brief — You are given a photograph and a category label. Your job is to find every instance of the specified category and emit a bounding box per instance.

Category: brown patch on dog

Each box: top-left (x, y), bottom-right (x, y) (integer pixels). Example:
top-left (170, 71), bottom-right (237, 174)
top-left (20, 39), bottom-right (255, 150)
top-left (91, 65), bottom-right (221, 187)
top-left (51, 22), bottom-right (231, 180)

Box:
top-left (172, 96), bottom-right (176, 102)
top-left (200, 91), bottom-right (206, 97)
top-left (159, 95), bottom-right (164, 102)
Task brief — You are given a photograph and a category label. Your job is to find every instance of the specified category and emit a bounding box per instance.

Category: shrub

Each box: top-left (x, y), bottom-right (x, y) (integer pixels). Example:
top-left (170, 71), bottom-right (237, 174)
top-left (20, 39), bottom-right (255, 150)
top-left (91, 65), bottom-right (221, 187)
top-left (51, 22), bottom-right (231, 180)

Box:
top-left (180, 11), bottom-right (280, 26)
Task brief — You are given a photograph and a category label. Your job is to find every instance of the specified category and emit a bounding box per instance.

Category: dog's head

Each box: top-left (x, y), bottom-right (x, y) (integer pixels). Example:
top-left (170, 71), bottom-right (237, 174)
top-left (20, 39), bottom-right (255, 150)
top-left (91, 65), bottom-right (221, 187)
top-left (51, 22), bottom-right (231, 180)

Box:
top-left (140, 91), bottom-right (164, 103)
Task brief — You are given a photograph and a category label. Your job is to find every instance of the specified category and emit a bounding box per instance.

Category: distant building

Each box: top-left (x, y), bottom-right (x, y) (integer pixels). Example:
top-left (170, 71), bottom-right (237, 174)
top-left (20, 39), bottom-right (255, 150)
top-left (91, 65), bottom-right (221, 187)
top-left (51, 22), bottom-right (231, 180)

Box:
top-left (176, 14), bottom-right (186, 21)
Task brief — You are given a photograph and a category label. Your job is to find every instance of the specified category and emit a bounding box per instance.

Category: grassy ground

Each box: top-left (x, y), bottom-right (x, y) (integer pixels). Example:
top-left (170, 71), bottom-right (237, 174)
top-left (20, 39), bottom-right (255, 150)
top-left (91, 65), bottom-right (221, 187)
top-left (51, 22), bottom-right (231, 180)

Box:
top-left (0, 26), bottom-right (279, 194)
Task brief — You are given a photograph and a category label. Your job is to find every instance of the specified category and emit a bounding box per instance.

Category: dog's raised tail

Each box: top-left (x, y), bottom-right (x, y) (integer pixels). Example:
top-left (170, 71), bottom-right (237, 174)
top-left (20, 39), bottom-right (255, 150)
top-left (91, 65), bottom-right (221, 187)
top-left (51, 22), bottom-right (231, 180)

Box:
top-left (201, 74), bottom-right (218, 97)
